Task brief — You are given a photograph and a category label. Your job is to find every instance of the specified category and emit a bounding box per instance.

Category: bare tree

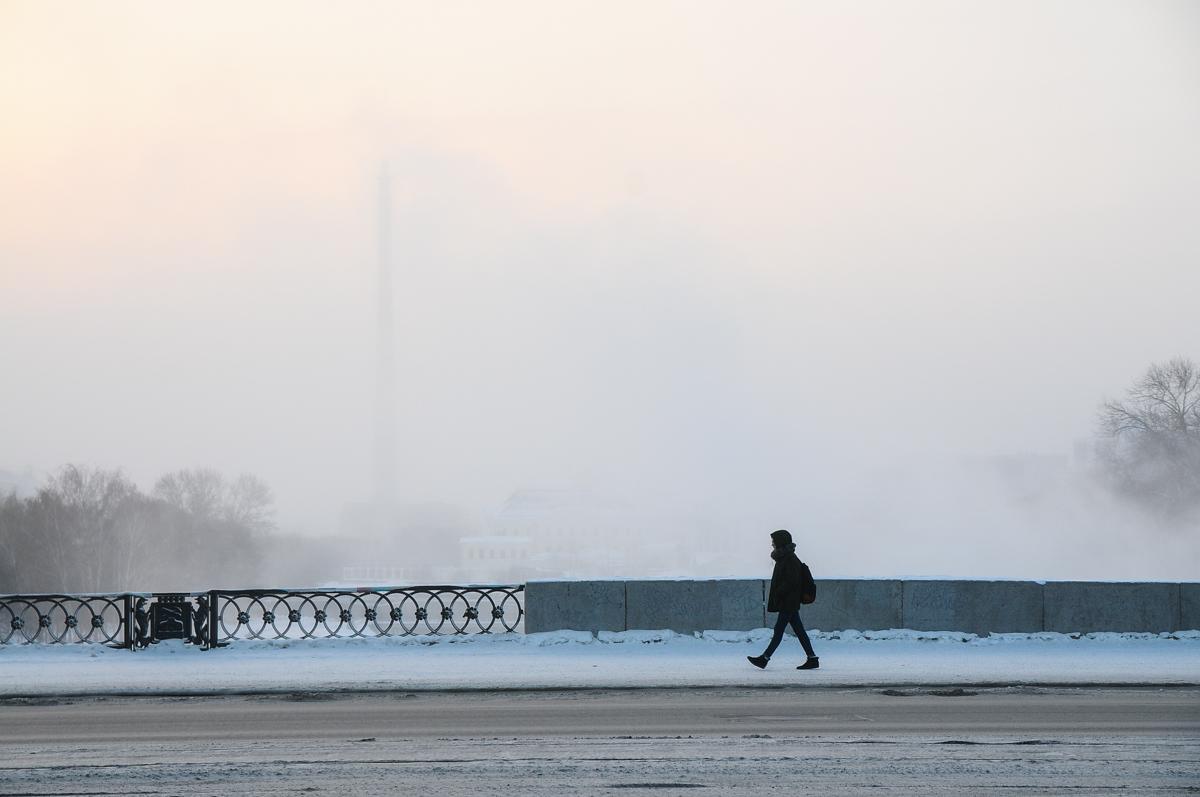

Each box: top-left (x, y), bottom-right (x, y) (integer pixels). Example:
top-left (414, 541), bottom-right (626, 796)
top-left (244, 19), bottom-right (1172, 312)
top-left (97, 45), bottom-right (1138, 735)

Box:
top-left (153, 468), bottom-right (224, 520)
top-left (224, 474), bottom-right (275, 535)
top-left (0, 492), bottom-right (24, 591)
top-left (1099, 357), bottom-right (1200, 521)
top-left (154, 469), bottom-right (274, 533)
top-left (42, 466), bottom-right (145, 591)
top-left (152, 467), bottom-right (273, 588)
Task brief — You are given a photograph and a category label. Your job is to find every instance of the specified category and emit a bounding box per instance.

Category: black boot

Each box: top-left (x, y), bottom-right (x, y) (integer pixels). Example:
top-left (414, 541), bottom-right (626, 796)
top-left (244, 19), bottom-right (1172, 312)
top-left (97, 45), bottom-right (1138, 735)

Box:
top-left (796, 657), bottom-right (819, 670)
top-left (747, 655), bottom-right (768, 669)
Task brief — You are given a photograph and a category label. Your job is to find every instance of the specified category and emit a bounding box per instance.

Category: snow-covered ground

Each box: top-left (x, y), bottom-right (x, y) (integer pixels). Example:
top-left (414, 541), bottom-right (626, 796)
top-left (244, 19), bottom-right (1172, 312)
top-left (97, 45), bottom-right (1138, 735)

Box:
top-left (2, 628), bottom-right (1197, 696)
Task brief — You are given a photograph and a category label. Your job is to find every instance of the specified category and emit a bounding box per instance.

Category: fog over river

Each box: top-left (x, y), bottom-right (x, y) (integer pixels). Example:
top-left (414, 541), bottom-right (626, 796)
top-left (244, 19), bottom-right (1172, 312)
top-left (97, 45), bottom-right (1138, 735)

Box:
top-left (2, 2), bottom-right (1197, 583)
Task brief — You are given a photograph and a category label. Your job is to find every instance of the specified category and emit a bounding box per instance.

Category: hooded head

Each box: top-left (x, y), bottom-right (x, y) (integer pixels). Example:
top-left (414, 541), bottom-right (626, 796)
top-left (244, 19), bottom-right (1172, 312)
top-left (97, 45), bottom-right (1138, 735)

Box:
top-left (770, 529), bottom-right (793, 547)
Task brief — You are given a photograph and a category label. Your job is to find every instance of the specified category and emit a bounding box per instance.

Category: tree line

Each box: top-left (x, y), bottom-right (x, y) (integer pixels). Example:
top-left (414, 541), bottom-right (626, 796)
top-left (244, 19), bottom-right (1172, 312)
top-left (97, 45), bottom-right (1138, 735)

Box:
top-left (0, 466), bottom-right (273, 594)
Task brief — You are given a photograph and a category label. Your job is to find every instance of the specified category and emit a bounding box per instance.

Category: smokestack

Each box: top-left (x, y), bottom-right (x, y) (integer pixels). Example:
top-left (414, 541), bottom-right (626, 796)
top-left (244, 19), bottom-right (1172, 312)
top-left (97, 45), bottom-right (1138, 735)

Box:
top-left (374, 162), bottom-right (398, 507)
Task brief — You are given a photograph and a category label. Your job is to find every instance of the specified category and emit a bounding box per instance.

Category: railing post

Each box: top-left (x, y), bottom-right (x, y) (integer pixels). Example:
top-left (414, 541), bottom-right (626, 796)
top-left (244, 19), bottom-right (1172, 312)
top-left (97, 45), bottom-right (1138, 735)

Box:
top-left (207, 589), bottom-right (219, 649)
top-left (122, 594), bottom-right (134, 650)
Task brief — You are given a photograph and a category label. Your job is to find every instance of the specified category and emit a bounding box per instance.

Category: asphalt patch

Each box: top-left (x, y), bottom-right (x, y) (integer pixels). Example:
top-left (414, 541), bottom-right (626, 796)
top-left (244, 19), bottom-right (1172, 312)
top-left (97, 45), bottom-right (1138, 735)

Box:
top-left (879, 688), bottom-right (978, 697)
top-left (609, 785), bottom-right (706, 790)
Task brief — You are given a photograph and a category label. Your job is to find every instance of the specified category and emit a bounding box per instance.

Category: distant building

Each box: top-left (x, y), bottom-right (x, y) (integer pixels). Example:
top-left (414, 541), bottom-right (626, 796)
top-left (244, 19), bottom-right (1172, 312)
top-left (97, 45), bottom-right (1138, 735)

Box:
top-left (336, 500), bottom-right (478, 584)
top-left (457, 535), bottom-right (532, 583)
top-left (332, 489), bottom-right (718, 585)
top-left (338, 564), bottom-right (421, 586)
top-left (478, 488), bottom-right (708, 579)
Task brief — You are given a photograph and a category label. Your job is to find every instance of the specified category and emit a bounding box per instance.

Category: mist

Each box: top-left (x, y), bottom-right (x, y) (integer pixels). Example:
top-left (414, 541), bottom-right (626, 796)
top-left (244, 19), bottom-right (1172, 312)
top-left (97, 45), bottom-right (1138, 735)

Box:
top-left (2, 1), bottom-right (1198, 587)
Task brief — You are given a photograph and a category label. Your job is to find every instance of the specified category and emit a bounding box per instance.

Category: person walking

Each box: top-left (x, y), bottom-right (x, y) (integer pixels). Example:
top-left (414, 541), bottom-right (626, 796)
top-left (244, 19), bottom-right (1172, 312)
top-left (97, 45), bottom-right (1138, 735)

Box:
top-left (748, 529), bottom-right (819, 670)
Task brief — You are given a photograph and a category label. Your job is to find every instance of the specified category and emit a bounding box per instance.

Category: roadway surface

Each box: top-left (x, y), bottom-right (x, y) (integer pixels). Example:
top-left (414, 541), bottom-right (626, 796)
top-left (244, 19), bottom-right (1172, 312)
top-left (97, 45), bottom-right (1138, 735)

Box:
top-left (1, 687), bottom-right (1197, 795)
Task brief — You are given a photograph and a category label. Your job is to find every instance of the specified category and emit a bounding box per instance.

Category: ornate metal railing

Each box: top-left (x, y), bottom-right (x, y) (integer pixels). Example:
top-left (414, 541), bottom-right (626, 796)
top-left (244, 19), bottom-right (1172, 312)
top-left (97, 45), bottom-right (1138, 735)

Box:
top-left (0, 593), bottom-right (137, 647)
top-left (209, 585), bottom-right (525, 644)
top-left (0, 584), bottom-right (525, 649)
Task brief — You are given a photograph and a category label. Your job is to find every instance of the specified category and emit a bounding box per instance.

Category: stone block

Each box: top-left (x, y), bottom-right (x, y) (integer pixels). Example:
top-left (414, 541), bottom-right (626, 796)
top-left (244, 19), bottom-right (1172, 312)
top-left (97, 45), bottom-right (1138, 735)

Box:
top-left (902, 580), bottom-right (1043, 635)
top-left (1181, 583), bottom-right (1200, 631)
top-left (523, 580), bottom-right (625, 633)
top-left (1043, 581), bottom-right (1180, 633)
top-left (625, 579), bottom-right (765, 633)
top-left (778, 579), bottom-right (903, 632)
top-left (768, 583), bottom-right (902, 633)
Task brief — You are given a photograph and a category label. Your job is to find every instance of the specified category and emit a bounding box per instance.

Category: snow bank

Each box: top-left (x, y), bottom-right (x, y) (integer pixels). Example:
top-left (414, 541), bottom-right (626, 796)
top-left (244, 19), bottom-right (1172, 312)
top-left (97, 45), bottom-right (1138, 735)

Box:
top-left (1, 629), bottom-right (1196, 697)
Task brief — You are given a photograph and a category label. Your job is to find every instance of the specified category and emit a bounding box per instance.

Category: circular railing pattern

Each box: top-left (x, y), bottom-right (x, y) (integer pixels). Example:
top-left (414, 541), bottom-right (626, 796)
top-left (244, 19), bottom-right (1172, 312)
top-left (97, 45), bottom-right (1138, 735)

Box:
top-left (1, 585), bottom-right (524, 647)
top-left (212, 586), bottom-right (524, 643)
top-left (0, 594), bottom-right (126, 645)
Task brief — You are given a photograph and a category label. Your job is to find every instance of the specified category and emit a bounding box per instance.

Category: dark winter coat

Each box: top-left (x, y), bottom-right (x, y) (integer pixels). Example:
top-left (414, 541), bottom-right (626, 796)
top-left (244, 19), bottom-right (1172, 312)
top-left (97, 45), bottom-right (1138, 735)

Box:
top-left (767, 545), bottom-right (805, 613)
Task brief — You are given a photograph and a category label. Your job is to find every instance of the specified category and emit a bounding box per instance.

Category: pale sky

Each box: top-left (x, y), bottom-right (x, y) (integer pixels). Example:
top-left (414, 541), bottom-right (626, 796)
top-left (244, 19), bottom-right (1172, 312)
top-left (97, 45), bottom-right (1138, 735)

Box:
top-left (1, 2), bottom-right (1198, 573)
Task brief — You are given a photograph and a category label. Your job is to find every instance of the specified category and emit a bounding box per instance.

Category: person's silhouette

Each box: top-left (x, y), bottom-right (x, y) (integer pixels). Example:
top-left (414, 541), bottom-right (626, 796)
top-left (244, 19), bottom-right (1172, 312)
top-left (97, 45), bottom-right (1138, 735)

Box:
top-left (748, 529), bottom-right (819, 670)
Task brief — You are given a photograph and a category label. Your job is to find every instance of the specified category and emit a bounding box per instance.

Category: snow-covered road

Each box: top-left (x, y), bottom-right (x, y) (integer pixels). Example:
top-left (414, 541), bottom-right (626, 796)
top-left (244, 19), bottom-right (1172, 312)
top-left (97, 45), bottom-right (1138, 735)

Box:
top-left (1, 688), bottom-right (1197, 796)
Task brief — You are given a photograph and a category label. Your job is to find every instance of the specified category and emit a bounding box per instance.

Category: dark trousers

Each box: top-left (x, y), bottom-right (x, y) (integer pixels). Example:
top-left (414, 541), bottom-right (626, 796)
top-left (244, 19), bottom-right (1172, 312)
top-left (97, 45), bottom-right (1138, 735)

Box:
top-left (763, 609), bottom-right (816, 659)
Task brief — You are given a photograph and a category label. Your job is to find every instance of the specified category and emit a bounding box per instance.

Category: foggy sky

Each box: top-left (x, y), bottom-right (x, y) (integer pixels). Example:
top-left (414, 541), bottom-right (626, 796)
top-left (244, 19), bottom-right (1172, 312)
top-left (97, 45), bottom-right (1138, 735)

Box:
top-left (2, 1), bottom-right (1198, 578)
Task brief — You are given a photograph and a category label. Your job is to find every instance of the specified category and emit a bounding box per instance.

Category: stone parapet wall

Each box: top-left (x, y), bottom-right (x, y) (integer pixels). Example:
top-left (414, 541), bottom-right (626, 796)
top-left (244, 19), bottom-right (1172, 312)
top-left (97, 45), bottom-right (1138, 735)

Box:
top-left (525, 579), bottom-right (1199, 634)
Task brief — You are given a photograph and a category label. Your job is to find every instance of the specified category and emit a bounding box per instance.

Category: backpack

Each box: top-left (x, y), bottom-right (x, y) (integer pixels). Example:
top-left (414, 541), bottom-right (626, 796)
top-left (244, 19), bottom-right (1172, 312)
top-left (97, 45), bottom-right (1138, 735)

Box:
top-left (799, 560), bottom-right (816, 605)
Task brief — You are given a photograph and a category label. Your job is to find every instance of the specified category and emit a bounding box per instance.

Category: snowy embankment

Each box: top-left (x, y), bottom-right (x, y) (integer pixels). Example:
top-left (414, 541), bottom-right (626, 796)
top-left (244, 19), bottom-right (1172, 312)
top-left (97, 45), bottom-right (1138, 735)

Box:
top-left (1, 629), bottom-right (1197, 697)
